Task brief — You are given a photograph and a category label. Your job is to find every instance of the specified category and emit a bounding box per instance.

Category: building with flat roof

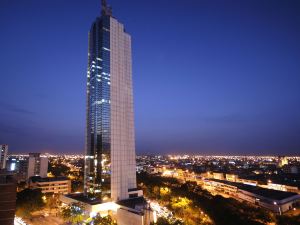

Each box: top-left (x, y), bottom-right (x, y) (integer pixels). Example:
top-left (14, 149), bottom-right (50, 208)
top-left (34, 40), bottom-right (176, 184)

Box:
top-left (204, 178), bottom-right (300, 213)
top-left (226, 174), bottom-right (238, 182)
top-left (29, 176), bottom-right (71, 194)
top-left (116, 197), bottom-right (154, 225)
top-left (60, 194), bottom-right (153, 225)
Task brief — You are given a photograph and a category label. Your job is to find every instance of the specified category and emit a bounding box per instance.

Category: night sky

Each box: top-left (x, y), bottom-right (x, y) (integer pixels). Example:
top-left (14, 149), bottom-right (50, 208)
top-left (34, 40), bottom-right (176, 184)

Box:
top-left (0, 0), bottom-right (300, 155)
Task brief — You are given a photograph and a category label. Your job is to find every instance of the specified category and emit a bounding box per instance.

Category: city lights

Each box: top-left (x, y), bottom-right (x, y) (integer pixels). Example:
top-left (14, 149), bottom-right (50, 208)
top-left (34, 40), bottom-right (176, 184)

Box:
top-left (1, 0), bottom-right (300, 224)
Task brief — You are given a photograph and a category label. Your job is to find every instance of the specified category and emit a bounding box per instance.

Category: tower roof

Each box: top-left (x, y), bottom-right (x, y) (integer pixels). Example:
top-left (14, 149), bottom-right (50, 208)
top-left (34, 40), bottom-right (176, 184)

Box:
top-left (101, 0), bottom-right (112, 16)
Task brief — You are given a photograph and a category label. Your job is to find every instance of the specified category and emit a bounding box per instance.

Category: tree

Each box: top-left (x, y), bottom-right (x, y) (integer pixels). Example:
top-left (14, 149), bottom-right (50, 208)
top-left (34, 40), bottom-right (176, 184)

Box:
top-left (92, 214), bottom-right (117, 225)
top-left (48, 162), bottom-right (70, 176)
top-left (45, 194), bottom-right (59, 214)
top-left (151, 217), bottom-right (184, 225)
top-left (137, 172), bottom-right (277, 225)
top-left (61, 202), bottom-right (86, 224)
top-left (276, 214), bottom-right (300, 225)
top-left (16, 188), bottom-right (45, 218)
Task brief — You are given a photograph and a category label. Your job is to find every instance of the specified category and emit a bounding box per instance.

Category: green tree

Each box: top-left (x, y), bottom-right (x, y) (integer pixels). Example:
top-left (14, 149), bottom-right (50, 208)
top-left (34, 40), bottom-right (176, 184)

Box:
top-left (45, 194), bottom-right (59, 214)
top-left (151, 217), bottom-right (184, 225)
top-left (48, 162), bottom-right (70, 176)
top-left (137, 172), bottom-right (276, 225)
top-left (61, 202), bottom-right (86, 224)
top-left (92, 214), bottom-right (117, 225)
top-left (16, 188), bottom-right (45, 218)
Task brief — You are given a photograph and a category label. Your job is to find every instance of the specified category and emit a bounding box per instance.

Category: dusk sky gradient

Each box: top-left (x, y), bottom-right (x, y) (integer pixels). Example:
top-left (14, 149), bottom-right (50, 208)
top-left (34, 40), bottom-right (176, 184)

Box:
top-left (0, 0), bottom-right (300, 155)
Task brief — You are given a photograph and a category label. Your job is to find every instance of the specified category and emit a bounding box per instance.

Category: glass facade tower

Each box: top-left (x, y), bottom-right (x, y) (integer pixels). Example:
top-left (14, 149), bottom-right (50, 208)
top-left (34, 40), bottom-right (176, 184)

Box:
top-left (84, 0), bottom-right (137, 201)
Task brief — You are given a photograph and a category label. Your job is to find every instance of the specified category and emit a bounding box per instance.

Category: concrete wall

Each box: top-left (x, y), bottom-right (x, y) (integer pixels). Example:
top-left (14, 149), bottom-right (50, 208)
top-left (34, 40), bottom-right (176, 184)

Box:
top-left (33, 180), bottom-right (71, 194)
top-left (27, 157), bottom-right (35, 178)
top-left (40, 157), bottom-right (48, 178)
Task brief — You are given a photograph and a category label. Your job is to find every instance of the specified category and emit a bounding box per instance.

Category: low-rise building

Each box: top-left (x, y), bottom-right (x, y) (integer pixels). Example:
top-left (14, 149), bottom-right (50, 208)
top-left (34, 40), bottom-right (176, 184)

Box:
top-left (203, 178), bottom-right (300, 213)
top-left (265, 183), bottom-right (299, 194)
top-left (237, 178), bottom-right (258, 186)
top-left (213, 172), bottom-right (225, 180)
top-left (29, 176), bottom-right (71, 194)
top-left (60, 192), bottom-right (153, 225)
top-left (226, 174), bottom-right (238, 182)
top-left (146, 167), bottom-right (162, 174)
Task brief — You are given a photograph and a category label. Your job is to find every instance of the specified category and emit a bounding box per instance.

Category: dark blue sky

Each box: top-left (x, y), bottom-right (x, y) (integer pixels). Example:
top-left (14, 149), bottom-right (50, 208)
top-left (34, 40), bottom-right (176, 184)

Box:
top-left (0, 0), bottom-right (299, 155)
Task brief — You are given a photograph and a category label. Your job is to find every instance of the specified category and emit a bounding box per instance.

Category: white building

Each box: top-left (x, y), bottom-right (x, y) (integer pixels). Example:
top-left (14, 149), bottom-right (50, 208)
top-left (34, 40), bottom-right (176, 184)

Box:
top-left (203, 178), bottom-right (300, 213)
top-left (29, 176), bottom-right (71, 194)
top-left (27, 153), bottom-right (48, 179)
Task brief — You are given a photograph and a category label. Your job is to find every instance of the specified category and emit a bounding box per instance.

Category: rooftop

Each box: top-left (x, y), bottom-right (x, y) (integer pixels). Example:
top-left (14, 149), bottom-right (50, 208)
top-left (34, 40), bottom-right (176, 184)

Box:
top-left (208, 178), bottom-right (298, 201)
top-left (117, 196), bottom-right (147, 215)
top-left (30, 176), bottom-right (69, 183)
top-left (128, 188), bottom-right (141, 192)
top-left (65, 193), bottom-right (102, 205)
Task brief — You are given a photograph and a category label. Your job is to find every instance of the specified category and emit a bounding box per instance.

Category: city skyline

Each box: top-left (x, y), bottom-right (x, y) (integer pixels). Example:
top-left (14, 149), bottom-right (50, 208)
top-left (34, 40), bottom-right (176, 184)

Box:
top-left (1, 0), bottom-right (300, 155)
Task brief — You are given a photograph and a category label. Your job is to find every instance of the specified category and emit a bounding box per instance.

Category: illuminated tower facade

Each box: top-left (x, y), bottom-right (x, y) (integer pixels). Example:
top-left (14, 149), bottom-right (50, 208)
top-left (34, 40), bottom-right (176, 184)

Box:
top-left (84, 0), bottom-right (136, 201)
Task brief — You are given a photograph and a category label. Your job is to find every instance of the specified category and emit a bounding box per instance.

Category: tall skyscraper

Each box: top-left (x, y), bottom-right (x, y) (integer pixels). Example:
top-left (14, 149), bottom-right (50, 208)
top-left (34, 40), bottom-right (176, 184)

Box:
top-left (61, 2), bottom-right (154, 223)
top-left (0, 145), bottom-right (8, 169)
top-left (84, 0), bottom-right (136, 202)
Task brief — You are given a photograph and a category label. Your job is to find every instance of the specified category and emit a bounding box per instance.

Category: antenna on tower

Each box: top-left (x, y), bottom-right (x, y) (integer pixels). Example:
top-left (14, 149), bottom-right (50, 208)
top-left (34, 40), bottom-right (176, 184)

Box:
top-left (101, 0), bottom-right (112, 16)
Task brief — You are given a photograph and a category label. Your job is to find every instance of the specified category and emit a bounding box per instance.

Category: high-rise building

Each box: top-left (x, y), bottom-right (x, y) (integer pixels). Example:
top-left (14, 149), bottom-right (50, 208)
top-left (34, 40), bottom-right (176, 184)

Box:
top-left (6, 154), bottom-right (48, 182)
top-left (84, 0), bottom-right (136, 202)
top-left (6, 157), bottom-right (28, 181)
top-left (61, 2), bottom-right (154, 224)
top-left (0, 145), bottom-right (8, 169)
top-left (27, 153), bottom-right (48, 179)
